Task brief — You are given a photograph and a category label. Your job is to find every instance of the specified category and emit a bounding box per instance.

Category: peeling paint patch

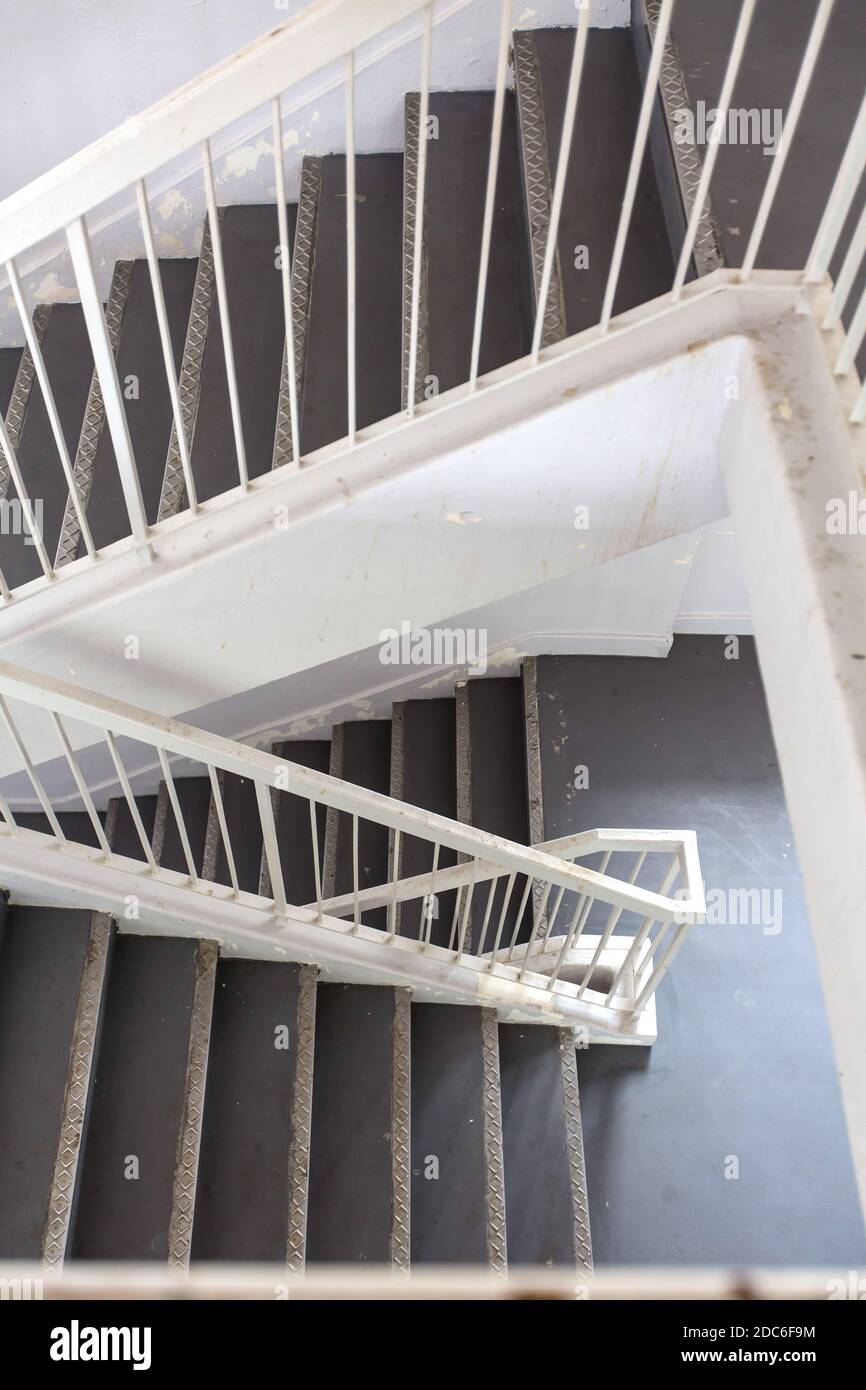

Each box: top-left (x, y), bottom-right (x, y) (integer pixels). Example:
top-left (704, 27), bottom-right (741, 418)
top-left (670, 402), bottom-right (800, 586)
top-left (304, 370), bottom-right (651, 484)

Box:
top-left (446, 510), bottom-right (482, 525)
top-left (157, 188), bottom-right (192, 221)
top-left (778, 396), bottom-right (794, 421)
top-left (33, 271), bottom-right (77, 303)
top-left (220, 138), bottom-right (273, 181)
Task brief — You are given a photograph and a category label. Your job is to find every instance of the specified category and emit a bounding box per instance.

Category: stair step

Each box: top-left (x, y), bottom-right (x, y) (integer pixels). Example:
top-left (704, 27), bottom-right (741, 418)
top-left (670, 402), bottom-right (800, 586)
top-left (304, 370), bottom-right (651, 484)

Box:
top-left (306, 983), bottom-right (399, 1263)
top-left (0, 908), bottom-right (107, 1259)
top-left (153, 773), bottom-right (213, 876)
top-left (405, 90), bottom-right (531, 404)
top-left (211, 772), bottom-right (263, 894)
top-left (265, 739), bottom-right (329, 906)
top-left (192, 957), bottom-right (303, 1261)
top-left (461, 677), bottom-right (530, 952)
top-left (514, 27), bottom-right (672, 339)
top-left (391, 698), bottom-right (458, 945)
top-left (299, 153), bottom-right (403, 454)
top-left (106, 793), bottom-right (158, 863)
top-left (15, 809), bottom-right (106, 849)
top-left (324, 720), bottom-right (391, 930)
top-left (0, 347), bottom-right (22, 415)
top-left (70, 936), bottom-right (199, 1260)
top-left (0, 305), bottom-right (94, 590)
top-left (80, 258), bottom-right (196, 551)
top-left (191, 204), bottom-right (298, 503)
top-left (499, 1023), bottom-right (591, 1268)
top-left (410, 1003), bottom-right (505, 1267)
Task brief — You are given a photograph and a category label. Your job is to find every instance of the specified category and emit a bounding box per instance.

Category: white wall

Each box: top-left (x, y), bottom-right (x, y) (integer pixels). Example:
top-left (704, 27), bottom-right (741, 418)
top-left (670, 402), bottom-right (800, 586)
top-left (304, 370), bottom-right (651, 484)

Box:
top-left (0, 0), bottom-right (626, 343)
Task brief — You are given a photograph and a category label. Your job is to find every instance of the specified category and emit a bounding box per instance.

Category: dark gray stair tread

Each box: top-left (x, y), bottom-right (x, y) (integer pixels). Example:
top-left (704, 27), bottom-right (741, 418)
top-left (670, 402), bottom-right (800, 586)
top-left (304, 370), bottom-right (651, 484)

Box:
top-left (528, 27), bottom-right (672, 332)
top-left (156, 774), bottom-right (212, 876)
top-left (332, 720), bottom-right (391, 929)
top-left (306, 983), bottom-right (395, 1263)
top-left (82, 258), bottom-right (196, 549)
top-left (410, 1002), bottom-right (489, 1264)
top-left (71, 936), bottom-right (198, 1260)
top-left (670, 0), bottom-right (866, 273)
top-left (272, 740), bottom-right (330, 907)
top-left (398, 699), bottom-right (457, 945)
top-left (192, 204), bottom-right (298, 502)
top-left (466, 678), bottom-right (530, 950)
top-left (108, 794), bottom-right (158, 862)
top-left (498, 1023), bottom-right (575, 1265)
top-left (213, 773), bottom-right (262, 894)
top-left (192, 958), bottom-right (300, 1261)
top-left (0, 907), bottom-right (96, 1258)
top-left (0, 305), bottom-right (94, 589)
top-left (421, 91), bottom-right (532, 392)
top-left (300, 154), bottom-right (403, 454)
top-left (15, 810), bottom-right (105, 849)
top-left (0, 348), bottom-right (22, 415)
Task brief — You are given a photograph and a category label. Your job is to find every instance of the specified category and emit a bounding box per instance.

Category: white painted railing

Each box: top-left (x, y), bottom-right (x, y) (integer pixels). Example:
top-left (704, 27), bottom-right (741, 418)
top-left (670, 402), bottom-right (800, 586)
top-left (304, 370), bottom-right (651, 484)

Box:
top-left (0, 659), bottom-right (704, 1037)
top-left (0, 0), bottom-right (863, 602)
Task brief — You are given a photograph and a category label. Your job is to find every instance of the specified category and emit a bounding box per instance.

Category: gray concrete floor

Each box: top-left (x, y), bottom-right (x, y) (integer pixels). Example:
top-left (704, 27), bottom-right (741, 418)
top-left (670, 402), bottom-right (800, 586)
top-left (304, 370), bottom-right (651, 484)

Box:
top-left (535, 639), bottom-right (866, 1266)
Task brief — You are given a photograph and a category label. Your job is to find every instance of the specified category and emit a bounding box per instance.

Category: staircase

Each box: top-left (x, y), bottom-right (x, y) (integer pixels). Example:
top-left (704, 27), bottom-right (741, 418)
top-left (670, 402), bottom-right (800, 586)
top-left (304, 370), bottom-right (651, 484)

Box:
top-left (0, 675), bottom-right (592, 1272)
top-left (0, 23), bottom-right (677, 587)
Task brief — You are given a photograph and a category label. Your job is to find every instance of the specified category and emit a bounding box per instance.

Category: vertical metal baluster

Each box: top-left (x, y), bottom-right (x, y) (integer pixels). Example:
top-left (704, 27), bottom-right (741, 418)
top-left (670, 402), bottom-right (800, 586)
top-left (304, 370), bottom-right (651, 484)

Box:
top-left (271, 95), bottom-right (301, 465)
top-left (157, 748), bottom-right (198, 883)
top-left (65, 218), bottom-right (150, 550)
top-left (309, 800), bottom-right (323, 923)
top-left (345, 51), bottom-right (357, 443)
top-left (672, 0), bottom-right (758, 297)
top-left (103, 731), bottom-right (156, 868)
top-left (0, 791), bottom-right (16, 828)
top-left (136, 179), bottom-right (198, 512)
top-left (602, 853), bottom-right (679, 1004)
top-left (600, 0), bottom-right (675, 330)
top-left (352, 813), bottom-right (361, 931)
top-left (422, 840), bottom-right (440, 948)
top-left (407, 4), bottom-right (433, 417)
top-left (741, 0), bottom-right (836, 278)
top-left (487, 872), bottom-right (516, 967)
top-left (516, 879), bottom-right (555, 980)
top-left (0, 564), bottom-right (11, 602)
top-left (548, 889), bottom-right (588, 988)
top-left (476, 876), bottom-right (498, 956)
top-left (632, 923), bottom-right (691, 1013)
top-left (201, 139), bottom-right (248, 490)
top-left (530, 5), bottom-right (591, 361)
top-left (469, 0), bottom-right (512, 385)
top-left (208, 764), bottom-right (239, 895)
top-left (456, 857), bottom-right (478, 961)
top-left (0, 696), bottom-right (66, 840)
top-left (255, 780), bottom-right (286, 916)
top-left (806, 88), bottom-right (866, 283)
top-left (5, 258), bottom-right (96, 558)
top-left (539, 884), bottom-right (566, 953)
top-left (49, 711), bottom-right (111, 856)
top-left (506, 875), bottom-right (535, 960)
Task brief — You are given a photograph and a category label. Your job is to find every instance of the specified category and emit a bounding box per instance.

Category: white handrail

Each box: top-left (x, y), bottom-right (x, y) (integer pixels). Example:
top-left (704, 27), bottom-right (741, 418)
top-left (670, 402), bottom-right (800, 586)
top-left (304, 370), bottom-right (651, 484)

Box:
top-left (0, 657), bottom-right (704, 1028)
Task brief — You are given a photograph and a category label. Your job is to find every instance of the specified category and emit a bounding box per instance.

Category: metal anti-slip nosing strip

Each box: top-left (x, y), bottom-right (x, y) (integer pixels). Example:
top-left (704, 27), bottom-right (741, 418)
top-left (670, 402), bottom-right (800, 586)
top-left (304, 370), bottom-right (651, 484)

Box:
top-left (167, 938), bottom-right (219, 1272)
top-left (272, 157), bottom-right (321, 471)
top-left (286, 963), bottom-right (317, 1275)
top-left (480, 1009), bottom-right (507, 1275)
top-left (41, 911), bottom-right (114, 1271)
top-left (522, 656), bottom-right (547, 930)
top-left (512, 29), bottom-right (566, 348)
top-left (321, 722), bottom-right (344, 902)
top-left (55, 259), bottom-right (134, 569)
top-left (158, 216), bottom-right (217, 521)
top-left (559, 1028), bottom-right (593, 1275)
top-left (401, 92), bottom-right (429, 411)
top-left (642, 0), bottom-right (725, 278)
top-left (390, 988), bottom-right (411, 1273)
top-left (388, 704), bottom-right (405, 936)
top-left (0, 304), bottom-right (50, 499)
